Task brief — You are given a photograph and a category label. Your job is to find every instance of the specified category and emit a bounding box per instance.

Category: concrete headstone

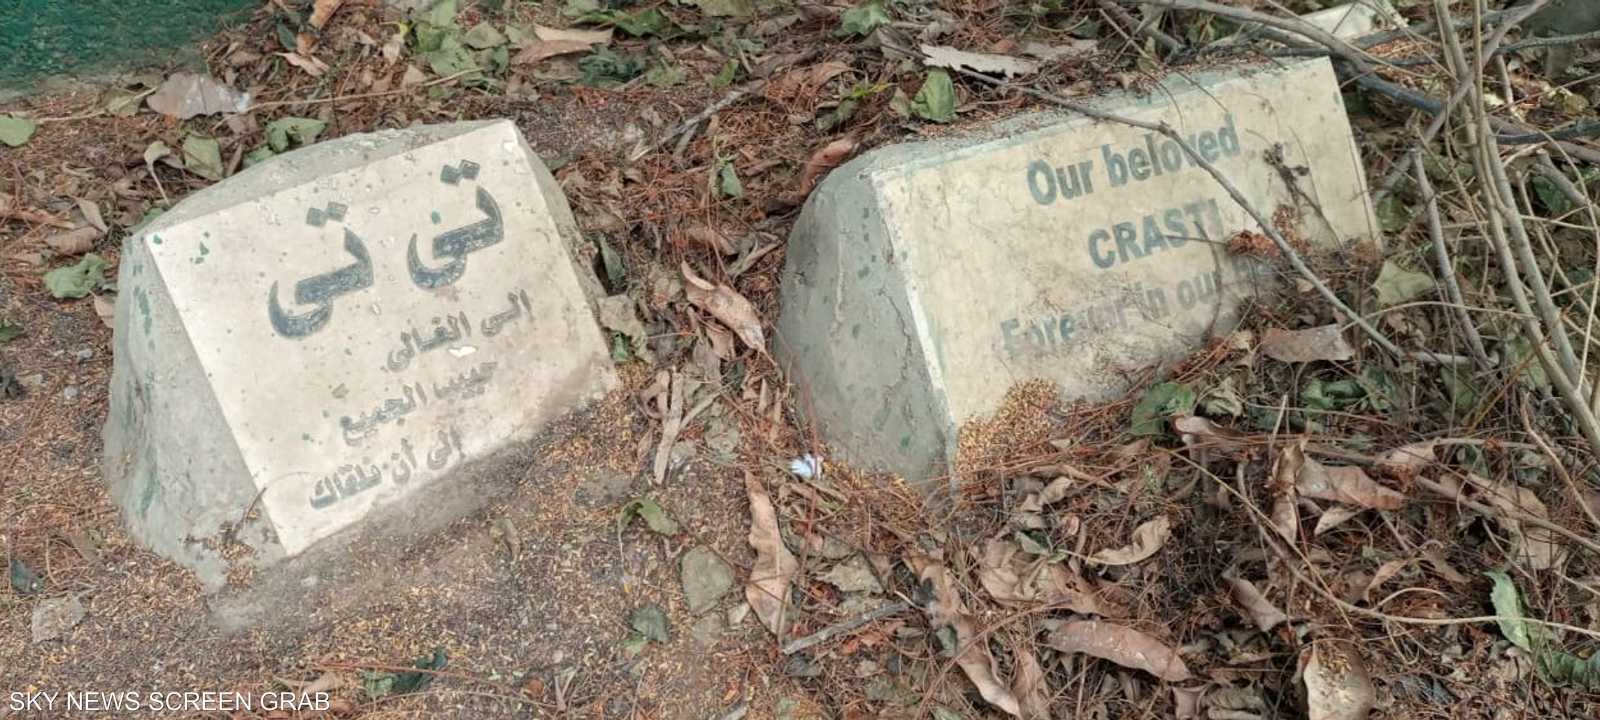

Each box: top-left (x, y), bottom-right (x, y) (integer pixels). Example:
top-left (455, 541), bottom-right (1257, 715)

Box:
top-left (105, 120), bottom-right (616, 579)
top-left (777, 58), bottom-right (1377, 482)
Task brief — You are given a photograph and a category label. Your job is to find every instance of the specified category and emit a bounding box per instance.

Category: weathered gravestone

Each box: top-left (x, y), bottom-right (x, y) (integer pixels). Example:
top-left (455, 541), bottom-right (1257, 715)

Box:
top-left (105, 119), bottom-right (616, 582)
top-left (778, 58), bottom-right (1378, 482)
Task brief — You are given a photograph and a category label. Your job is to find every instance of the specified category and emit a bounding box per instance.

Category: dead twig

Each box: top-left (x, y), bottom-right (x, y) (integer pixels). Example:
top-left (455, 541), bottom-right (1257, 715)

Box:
top-left (1414, 149), bottom-right (1494, 371)
top-left (780, 600), bottom-right (911, 655)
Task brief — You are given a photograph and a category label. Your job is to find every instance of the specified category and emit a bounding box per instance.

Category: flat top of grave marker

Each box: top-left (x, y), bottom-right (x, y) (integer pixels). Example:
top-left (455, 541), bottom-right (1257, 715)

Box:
top-left (868, 59), bottom-right (1375, 422)
top-left (135, 119), bottom-right (612, 554)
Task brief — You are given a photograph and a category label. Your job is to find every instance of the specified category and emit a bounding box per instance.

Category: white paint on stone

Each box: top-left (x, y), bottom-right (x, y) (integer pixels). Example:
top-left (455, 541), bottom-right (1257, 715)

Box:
top-left (777, 59), bottom-right (1377, 482)
top-left (1301, 0), bottom-right (1400, 40)
top-left (106, 119), bottom-right (615, 571)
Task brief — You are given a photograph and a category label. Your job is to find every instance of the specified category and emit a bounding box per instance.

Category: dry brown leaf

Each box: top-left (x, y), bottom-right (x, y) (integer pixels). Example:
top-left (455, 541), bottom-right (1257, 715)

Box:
top-left (1046, 620), bottom-right (1191, 682)
top-left (682, 263), bottom-right (766, 355)
top-left (44, 226), bottom-right (100, 256)
top-left (310, 0), bottom-right (344, 29)
top-left (92, 294), bottom-right (115, 328)
top-left (685, 223), bottom-right (738, 255)
top-left (796, 137), bottom-right (857, 197)
top-left (279, 52), bottom-right (330, 77)
top-left (1227, 575), bottom-right (1288, 632)
top-left (1302, 641), bottom-right (1376, 720)
top-left (911, 554), bottom-right (1023, 716)
top-left (1269, 443), bottom-right (1303, 543)
top-left (975, 538), bottom-right (1110, 615)
top-left (744, 473), bottom-right (797, 637)
top-left (1012, 648), bottom-right (1052, 720)
top-left (1362, 559), bottom-right (1408, 603)
top-left (512, 40), bottom-right (595, 66)
top-left (1173, 416), bottom-right (1251, 460)
top-left (1468, 475), bottom-right (1564, 570)
top-left (1377, 441), bottom-right (1436, 477)
top-left (534, 24), bottom-right (613, 45)
top-left (1, 192), bottom-right (72, 228)
top-left (1313, 505), bottom-right (1361, 536)
top-left (921, 44), bottom-right (1040, 77)
top-left (1021, 39), bottom-right (1097, 60)
top-left (1087, 516), bottom-right (1170, 566)
top-left (1037, 476), bottom-right (1073, 505)
top-left (146, 72), bottom-right (251, 119)
top-left (1260, 324), bottom-right (1354, 363)
top-left (1296, 454), bottom-right (1404, 510)
top-left (651, 371), bottom-right (685, 485)
top-left (401, 65), bottom-right (428, 87)
top-left (76, 198), bottom-right (107, 233)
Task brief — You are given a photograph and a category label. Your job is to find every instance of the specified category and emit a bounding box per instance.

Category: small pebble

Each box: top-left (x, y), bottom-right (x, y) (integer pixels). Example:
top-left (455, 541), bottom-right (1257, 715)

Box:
top-left (63, 386), bottom-right (80, 400)
top-left (74, 348), bottom-right (93, 361)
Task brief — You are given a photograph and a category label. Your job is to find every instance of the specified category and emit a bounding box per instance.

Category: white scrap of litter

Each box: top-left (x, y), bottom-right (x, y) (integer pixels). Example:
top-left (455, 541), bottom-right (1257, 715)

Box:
top-left (920, 44), bottom-right (1041, 78)
top-left (788, 454), bottom-right (822, 479)
top-left (448, 345), bottom-right (478, 358)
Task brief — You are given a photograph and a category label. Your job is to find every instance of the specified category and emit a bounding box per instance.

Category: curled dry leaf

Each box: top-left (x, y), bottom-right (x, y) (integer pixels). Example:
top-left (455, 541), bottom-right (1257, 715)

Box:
top-left (1012, 648), bottom-right (1052, 720)
top-left (920, 44), bottom-right (1040, 77)
top-left (1269, 442), bottom-right (1303, 543)
top-left (1362, 558), bottom-right (1409, 604)
top-left (1227, 575), bottom-right (1288, 632)
top-left (146, 73), bottom-right (251, 119)
top-left (1295, 453), bottom-right (1404, 511)
top-left (1046, 620), bottom-right (1191, 682)
top-left (1173, 416), bottom-right (1250, 460)
top-left (1087, 516), bottom-right (1170, 566)
top-left (1302, 641), bottom-right (1376, 720)
top-left (512, 41), bottom-right (595, 66)
top-left (44, 226), bottom-right (100, 256)
top-left (310, 0), bottom-right (345, 29)
top-left (796, 137), bottom-right (857, 197)
top-left (1260, 324), bottom-right (1354, 363)
top-left (682, 263), bottom-right (766, 355)
top-left (910, 554), bottom-right (1023, 717)
top-left (279, 52), bottom-right (331, 78)
top-left (1467, 475), bottom-right (1564, 570)
top-left (685, 223), bottom-right (738, 255)
top-left (1377, 441), bottom-right (1436, 477)
top-left (76, 198), bottom-right (107, 234)
top-left (744, 473), bottom-right (797, 637)
top-left (975, 538), bottom-right (1112, 615)
top-left (1313, 505), bottom-right (1361, 536)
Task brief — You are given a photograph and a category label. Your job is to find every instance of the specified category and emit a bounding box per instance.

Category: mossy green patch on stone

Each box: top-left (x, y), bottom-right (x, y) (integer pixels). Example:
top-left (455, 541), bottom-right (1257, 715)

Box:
top-left (0, 0), bottom-right (255, 92)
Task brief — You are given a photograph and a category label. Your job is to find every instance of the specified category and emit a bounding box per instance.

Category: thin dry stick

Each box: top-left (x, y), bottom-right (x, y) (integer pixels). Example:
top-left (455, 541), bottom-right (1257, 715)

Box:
top-left (1096, 0), bottom-right (1185, 55)
top-left (1414, 149), bottom-right (1494, 370)
top-left (1534, 151), bottom-right (1600, 411)
top-left (1118, 0), bottom-right (1375, 74)
top-left (1519, 400), bottom-right (1600, 531)
top-left (780, 600), bottom-right (911, 655)
top-left (1442, 4), bottom-right (1600, 458)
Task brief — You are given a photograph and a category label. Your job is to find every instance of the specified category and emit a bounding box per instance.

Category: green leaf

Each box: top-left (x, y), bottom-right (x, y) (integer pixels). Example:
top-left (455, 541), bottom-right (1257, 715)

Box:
top-left (710, 59), bottom-right (739, 89)
top-left (1439, 365), bottom-right (1477, 413)
top-left (578, 48), bottom-right (645, 87)
top-left (1530, 175), bottom-right (1576, 217)
top-left (181, 135), bottom-right (225, 181)
top-left (417, 0), bottom-right (458, 28)
top-left (105, 87), bottom-right (152, 117)
top-left (620, 498), bottom-right (679, 535)
top-left (1375, 193), bottom-right (1411, 233)
top-left (621, 631), bottom-right (651, 656)
top-left (610, 333), bottom-right (633, 362)
top-left (1129, 382), bottom-right (1196, 436)
top-left (562, 0), bottom-right (602, 17)
top-left (690, 0), bottom-right (754, 17)
top-left (911, 69), bottom-right (957, 123)
top-left (44, 254), bottom-right (109, 299)
top-left (391, 648), bottom-right (448, 696)
top-left (1301, 378), bottom-right (1363, 411)
top-left (266, 116), bottom-right (327, 152)
top-left (718, 160), bottom-right (743, 199)
top-left (630, 604), bottom-right (670, 642)
top-left (839, 1), bottom-right (891, 36)
top-left (360, 671), bottom-right (397, 699)
top-left (645, 62), bottom-right (686, 88)
top-left (609, 8), bottom-right (672, 37)
top-left (8, 558), bottom-right (41, 594)
top-left (0, 115), bottom-right (38, 147)
top-left (462, 22), bottom-right (507, 49)
top-left (598, 236), bottom-right (626, 290)
top-left (0, 320), bottom-right (23, 344)
top-left (424, 35), bottom-right (482, 79)
top-left (1486, 571), bottom-right (1537, 652)
top-left (1503, 335), bottom-right (1551, 390)
top-left (1373, 260), bottom-right (1434, 307)
top-left (816, 98), bottom-right (858, 131)
top-left (244, 146), bottom-right (276, 167)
